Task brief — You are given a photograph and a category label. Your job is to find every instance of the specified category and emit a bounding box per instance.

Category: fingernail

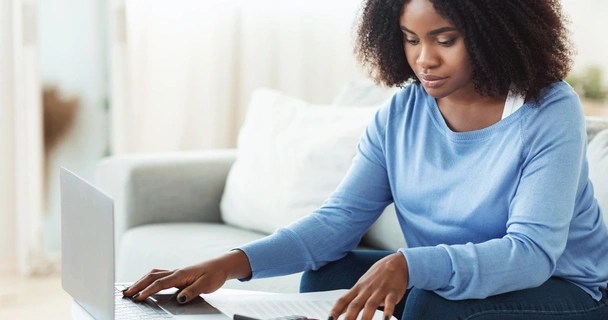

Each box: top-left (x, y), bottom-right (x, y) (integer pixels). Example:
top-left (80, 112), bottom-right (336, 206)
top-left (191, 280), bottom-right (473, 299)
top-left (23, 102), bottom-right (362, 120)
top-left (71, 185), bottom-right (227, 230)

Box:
top-left (121, 287), bottom-right (130, 292)
top-left (384, 316), bottom-right (389, 320)
top-left (132, 292), bottom-right (140, 299)
top-left (178, 294), bottom-right (187, 303)
top-left (327, 316), bottom-right (334, 320)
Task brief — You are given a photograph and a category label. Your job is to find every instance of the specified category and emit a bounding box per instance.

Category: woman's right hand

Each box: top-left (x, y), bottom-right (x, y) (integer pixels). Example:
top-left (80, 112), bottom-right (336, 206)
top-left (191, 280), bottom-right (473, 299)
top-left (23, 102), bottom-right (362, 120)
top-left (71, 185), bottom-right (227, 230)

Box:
top-left (122, 249), bottom-right (252, 304)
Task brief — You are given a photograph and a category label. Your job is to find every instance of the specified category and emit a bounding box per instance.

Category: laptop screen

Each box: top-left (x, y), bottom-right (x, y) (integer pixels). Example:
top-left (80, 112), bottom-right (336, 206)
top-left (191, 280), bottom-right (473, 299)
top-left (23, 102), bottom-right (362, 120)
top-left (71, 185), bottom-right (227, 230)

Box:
top-left (60, 167), bottom-right (115, 320)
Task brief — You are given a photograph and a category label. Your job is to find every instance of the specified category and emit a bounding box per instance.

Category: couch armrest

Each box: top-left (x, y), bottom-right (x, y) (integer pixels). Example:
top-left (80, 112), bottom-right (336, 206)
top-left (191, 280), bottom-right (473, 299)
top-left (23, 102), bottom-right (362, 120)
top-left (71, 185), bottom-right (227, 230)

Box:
top-left (96, 149), bottom-right (237, 243)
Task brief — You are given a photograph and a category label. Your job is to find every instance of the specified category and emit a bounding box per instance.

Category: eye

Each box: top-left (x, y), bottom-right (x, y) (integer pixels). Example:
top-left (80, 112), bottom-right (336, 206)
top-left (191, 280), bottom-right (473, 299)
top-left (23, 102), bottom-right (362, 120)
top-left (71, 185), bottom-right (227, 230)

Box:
top-left (437, 39), bottom-right (455, 46)
top-left (404, 38), bottom-right (419, 45)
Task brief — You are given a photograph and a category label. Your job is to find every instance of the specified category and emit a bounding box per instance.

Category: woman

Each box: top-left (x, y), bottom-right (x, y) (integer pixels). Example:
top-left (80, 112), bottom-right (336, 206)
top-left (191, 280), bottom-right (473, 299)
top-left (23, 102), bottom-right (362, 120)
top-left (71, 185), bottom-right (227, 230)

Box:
top-left (124, 0), bottom-right (608, 319)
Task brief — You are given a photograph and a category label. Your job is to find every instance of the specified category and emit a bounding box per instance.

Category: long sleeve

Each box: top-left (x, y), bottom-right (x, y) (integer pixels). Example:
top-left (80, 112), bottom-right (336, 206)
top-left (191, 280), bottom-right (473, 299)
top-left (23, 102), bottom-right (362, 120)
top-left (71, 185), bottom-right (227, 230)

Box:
top-left (240, 82), bottom-right (608, 301)
top-left (239, 101), bottom-right (394, 277)
top-left (399, 82), bottom-right (608, 300)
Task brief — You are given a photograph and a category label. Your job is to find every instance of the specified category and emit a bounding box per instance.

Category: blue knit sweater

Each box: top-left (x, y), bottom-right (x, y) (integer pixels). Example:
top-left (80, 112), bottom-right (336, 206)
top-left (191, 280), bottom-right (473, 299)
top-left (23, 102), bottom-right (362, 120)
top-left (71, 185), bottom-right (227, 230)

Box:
top-left (239, 81), bottom-right (608, 300)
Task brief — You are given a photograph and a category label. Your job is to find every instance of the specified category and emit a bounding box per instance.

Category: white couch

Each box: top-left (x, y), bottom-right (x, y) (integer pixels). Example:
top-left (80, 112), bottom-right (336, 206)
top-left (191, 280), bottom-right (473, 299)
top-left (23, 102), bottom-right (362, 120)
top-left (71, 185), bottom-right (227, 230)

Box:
top-left (97, 85), bottom-right (608, 294)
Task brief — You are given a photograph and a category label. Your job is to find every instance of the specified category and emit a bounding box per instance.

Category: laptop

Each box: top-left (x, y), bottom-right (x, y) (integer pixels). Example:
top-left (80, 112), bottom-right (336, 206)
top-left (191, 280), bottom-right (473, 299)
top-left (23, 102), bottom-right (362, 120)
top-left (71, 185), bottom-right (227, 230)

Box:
top-left (60, 167), bottom-right (232, 320)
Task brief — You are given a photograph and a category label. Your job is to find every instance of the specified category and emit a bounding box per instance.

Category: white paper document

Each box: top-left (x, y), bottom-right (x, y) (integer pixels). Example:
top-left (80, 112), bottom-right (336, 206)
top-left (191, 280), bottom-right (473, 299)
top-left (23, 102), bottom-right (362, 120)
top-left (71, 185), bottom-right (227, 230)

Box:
top-left (201, 289), bottom-right (395, 320)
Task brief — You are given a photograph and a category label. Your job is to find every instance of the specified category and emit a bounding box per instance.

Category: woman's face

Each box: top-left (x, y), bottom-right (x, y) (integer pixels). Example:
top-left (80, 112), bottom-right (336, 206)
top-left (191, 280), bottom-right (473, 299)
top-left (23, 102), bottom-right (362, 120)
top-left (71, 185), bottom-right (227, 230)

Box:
top-left (400, 0), bottom-right (475, 100)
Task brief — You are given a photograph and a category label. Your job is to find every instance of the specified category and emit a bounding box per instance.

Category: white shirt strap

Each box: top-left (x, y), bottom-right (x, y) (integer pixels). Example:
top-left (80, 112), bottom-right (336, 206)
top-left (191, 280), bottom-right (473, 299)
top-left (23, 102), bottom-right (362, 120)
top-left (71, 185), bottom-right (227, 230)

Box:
top-left (501, 90), bottom-right (525, 120)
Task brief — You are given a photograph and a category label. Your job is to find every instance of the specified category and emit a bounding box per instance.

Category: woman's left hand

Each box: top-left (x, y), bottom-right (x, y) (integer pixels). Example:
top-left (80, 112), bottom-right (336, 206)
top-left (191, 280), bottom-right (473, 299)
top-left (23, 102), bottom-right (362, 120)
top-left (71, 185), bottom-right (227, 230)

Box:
top-left (328, 252), bottom-right (409, 320)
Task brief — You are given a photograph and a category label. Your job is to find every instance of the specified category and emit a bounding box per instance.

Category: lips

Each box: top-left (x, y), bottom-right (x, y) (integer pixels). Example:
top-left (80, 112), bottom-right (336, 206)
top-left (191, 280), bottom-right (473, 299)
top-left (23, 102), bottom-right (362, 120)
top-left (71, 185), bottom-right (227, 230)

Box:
top-left (421, 74), bottom-right (444, 81)
top-left (419, 74), bottom-right (447, 89)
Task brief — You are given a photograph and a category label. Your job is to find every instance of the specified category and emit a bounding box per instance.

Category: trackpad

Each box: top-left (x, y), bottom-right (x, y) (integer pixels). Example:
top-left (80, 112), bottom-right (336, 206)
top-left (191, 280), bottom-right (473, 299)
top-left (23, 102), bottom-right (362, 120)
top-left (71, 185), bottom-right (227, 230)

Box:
top-left (153, 293), bottom-right (231, 319)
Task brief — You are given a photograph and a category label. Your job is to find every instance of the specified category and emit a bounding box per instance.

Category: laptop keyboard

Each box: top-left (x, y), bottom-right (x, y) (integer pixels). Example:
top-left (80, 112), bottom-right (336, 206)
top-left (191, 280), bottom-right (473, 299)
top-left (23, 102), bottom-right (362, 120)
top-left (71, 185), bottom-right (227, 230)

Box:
top-left (114, 285), bottom-right (173, 319)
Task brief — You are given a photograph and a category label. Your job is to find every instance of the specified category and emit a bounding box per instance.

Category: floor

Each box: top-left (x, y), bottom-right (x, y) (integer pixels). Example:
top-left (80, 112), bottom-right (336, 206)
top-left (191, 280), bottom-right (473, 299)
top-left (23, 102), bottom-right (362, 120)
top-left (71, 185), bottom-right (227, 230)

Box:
top-left (0, 272), bottom-right (73, 319)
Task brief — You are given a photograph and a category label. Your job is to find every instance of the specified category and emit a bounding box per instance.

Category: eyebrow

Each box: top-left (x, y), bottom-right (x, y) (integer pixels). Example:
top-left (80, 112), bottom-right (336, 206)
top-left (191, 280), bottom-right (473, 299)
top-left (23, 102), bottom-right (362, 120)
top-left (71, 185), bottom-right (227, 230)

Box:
top-left (400, 26), bottom-right (458, 36)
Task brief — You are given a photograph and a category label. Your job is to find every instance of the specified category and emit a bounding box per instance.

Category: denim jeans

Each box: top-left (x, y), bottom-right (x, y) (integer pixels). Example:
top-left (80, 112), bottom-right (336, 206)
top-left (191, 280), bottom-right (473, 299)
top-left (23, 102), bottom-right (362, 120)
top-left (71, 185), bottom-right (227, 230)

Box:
top-left (299, 250), bottom-right (608, 320)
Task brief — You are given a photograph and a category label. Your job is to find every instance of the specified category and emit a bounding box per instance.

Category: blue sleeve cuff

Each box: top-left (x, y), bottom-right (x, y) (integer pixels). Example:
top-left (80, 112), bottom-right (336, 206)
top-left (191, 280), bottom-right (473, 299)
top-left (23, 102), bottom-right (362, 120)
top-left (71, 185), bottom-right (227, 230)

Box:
top-left (237, 228), bottom-right (312, 280)
top-left (400, 246), bottom-right (453, 291)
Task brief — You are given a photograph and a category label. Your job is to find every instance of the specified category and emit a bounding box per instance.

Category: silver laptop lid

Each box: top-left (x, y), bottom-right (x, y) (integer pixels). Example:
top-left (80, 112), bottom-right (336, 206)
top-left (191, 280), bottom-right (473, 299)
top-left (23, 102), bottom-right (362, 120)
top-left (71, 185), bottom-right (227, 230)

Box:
top-left (60, 167), bottom-right (114, 320)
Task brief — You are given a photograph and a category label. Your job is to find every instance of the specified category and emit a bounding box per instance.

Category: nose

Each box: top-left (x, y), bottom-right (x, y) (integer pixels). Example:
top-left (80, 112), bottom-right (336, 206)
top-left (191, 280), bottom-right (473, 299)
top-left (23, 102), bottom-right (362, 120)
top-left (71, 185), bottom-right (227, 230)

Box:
top-left (416, 45), bottom-right (439, 70)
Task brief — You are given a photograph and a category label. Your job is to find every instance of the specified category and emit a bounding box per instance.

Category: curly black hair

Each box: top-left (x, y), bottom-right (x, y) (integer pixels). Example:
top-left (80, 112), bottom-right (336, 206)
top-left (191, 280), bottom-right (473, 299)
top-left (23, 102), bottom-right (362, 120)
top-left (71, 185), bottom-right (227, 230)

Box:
top-left (354, 0), bottom-right (575, 100)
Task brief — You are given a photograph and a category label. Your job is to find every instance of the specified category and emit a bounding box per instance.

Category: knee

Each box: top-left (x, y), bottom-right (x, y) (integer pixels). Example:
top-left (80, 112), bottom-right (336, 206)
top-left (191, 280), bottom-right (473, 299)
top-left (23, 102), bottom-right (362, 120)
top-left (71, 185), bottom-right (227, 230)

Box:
top-left (299, 269), bottom-right (325, 293)
top-left (299, 258), bottom-right (357, 293)
top-left (300, 251), bottom-right (376, 293)
top-left (402, 288), bottom-right (451, 320)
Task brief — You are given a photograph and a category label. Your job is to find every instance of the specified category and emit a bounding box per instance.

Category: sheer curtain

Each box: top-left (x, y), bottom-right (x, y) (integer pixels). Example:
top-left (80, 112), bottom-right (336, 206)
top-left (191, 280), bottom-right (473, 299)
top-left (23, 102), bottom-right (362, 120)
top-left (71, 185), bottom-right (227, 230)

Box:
top-left (0, 0), bottom-right (46, 276)
top-left (111, 0), bottom-right (366, 154)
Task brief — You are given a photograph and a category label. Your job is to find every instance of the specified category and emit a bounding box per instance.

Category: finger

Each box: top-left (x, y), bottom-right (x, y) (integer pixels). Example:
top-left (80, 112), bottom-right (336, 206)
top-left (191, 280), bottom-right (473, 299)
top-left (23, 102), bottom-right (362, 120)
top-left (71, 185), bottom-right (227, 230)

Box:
top-left (359, 293), bottom-right (384, 320)
top-left (343, 297), bottom-right (368, 320)
top-left (124, 269), bottom-right (171, 295)
top-left (123, 269), bottom-right (172, 296)
top-left (382, 292), bottom-right (400, 320)
top-left (343, 289), bottom-right (373, 320)
top-left (175, 272), bottom-right (224, 304)
top-left (134, 270), bottom-right (187, 301)
top-left (328, 289), bottom-right (359, 320)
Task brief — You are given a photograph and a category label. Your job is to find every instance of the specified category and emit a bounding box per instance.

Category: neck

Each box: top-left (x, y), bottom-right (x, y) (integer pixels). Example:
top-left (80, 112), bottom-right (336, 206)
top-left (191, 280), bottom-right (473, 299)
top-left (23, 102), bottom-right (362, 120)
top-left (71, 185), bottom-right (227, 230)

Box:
top-left (436, 94), bottom-right (506, 132)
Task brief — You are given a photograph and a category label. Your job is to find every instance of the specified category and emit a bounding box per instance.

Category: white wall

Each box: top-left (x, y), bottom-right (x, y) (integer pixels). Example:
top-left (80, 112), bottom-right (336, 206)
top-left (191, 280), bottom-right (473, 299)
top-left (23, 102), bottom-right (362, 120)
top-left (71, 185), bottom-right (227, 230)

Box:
top-left (0, 0), bottom-right (43, 276)
top-left (1, 0), bottom-right (601, 271)
top-left (0, 0), bottom-right (17, 275)
top-left (38, 0), bottom-right (110, 252)
top-left (563, 0), bottom-right (608, 82)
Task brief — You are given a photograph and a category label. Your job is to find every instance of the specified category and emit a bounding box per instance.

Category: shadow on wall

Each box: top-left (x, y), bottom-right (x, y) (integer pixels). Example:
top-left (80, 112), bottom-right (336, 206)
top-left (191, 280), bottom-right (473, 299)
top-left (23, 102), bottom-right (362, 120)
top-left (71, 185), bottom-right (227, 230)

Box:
top-left (42, 86), bottom-right (79, 207)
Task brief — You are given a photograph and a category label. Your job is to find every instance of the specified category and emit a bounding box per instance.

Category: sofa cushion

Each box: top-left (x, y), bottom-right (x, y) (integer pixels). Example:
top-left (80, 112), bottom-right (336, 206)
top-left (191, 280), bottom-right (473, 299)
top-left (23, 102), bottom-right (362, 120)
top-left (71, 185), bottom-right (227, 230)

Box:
top-left (220, 89), bottom-right (379, 235)
top-left (588, 129), bottom-right (608, 225)
top-left (361, 204), bottom-right (407, 251)
top-left (116, 223), bottom-right (303, 293)
top-left (331, 80), bottom-right (407, 250)
top-left (331, 79), bottom-right (400, 107)
top-left (585, 117), bottom-right (608, 142)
